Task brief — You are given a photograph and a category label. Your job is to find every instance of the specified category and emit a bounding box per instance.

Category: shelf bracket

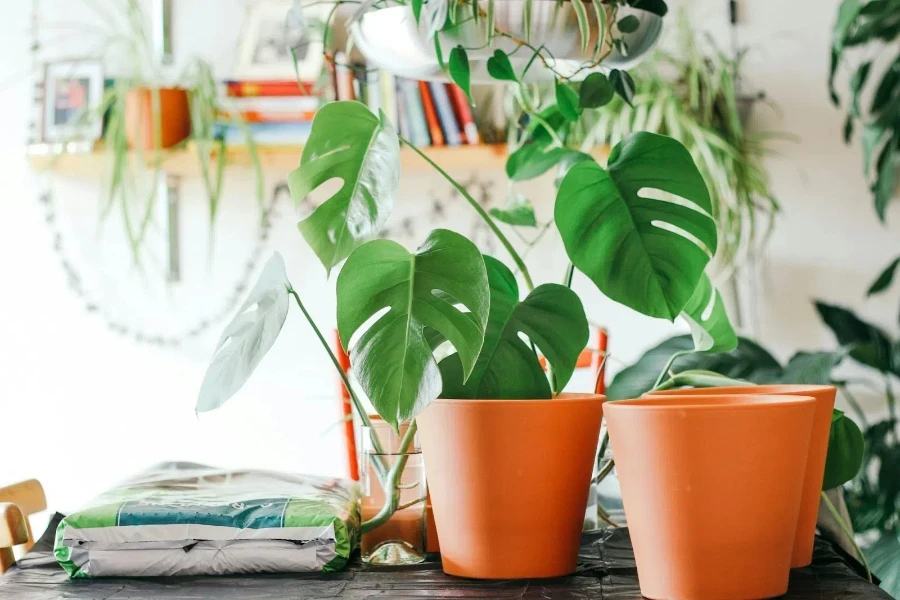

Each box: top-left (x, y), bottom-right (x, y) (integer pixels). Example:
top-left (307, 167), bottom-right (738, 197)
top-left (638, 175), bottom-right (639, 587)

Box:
top-left (160, 172), bottom-right (181, 283)
top-left (151, 0), bottom-right (174, 65)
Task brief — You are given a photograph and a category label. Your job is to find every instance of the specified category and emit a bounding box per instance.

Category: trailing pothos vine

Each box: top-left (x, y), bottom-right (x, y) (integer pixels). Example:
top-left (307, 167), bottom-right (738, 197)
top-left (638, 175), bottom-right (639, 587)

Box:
top-left (196, 0), bottom-right (744, 533)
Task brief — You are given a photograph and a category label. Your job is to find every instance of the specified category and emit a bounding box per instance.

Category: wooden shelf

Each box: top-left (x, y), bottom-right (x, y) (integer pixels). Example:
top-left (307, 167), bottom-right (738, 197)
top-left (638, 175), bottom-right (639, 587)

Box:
top-left (27, 142), bottom-right (514, 179)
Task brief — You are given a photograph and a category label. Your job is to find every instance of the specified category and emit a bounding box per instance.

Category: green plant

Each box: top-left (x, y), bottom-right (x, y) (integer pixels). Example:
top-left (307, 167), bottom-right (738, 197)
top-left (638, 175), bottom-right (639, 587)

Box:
top-left (196, 0), bottom-right (745, 534)
top-left (830, 0), bottom-right (900, 222)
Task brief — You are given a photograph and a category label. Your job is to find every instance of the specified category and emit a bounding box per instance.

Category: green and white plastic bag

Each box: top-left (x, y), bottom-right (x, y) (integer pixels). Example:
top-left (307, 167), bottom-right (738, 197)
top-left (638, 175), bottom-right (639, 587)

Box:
top-left (54, 463), bottom-right (360, 577)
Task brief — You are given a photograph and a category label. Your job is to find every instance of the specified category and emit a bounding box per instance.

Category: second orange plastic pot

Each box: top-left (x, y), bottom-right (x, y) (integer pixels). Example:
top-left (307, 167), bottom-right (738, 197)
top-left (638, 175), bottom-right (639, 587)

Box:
top-left (416, 393), bottom-right (604, 579)
top-left (647, 384), bottom-right (836, 567)
top-left (605, 394), bottom-right (815, 600)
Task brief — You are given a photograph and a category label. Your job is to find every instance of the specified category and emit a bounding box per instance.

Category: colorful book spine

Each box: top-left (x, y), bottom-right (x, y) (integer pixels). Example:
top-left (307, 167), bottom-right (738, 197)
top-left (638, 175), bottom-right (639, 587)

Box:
top-left (225, 80), bottom-right (315, 97)
top-left (217, 110), bottom-right (317, 123)
top-left (428, 81), bottom-right (462, 146)
top-left (400, 79), bottom-right (430, 146)
top-left (418, 80), bottom-right (445, 147)
top-left (448, 84), bottom-right (480, 145)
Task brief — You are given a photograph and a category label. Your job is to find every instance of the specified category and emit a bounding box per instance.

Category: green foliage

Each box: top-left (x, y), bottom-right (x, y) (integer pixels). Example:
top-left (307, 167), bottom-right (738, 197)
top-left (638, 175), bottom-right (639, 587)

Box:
top-left (335, 229), bottom-right (490, 429)
top-left (868, 256), bottom-right (900, 296)
top-left (555, 80), bottom-right (582, 121)
top-left (449, 45), bottom-right (472, 100)
top-left (779, 351), bottom-right (845, 385)
top-left (570, 0), bottom-right (592, 54)
top-left (824, 410), bottom-right (867, 490)
top-left (579, 73), bottom-right (614, 108)
top-left (628, 0), bottom-right (668, 17)
top-left (617, 15), bottom-right (640, 33)
top-left (486, 49), bottom-right (517, 81)
top-left (196, 254), bottom-right (291, 413)
top-left (506, 144), bottom-right (588, 181)
top-left (830, 0), bottom-right (900, 222)
top-left (609, 69), bottom-right (636, 105)
top-left (438, 257), bottom-right (588, 399)
top-left (555, 132), bottom-right (717, 320)
top-left (288, 101), bottom-right (400, 275)
top-left (490, 194), bottom-right (537, 226)
top-left (815, 301), bottom-right (896, 374)
top-left (680, 273), bottom-right (738, 353)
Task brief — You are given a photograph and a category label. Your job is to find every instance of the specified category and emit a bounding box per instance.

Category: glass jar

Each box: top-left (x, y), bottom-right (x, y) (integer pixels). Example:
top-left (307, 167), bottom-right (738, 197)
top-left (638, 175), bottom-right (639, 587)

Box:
top-left (359, 420), bottom-right (428, 565)
top-left (585, 420), bottom-right (626, 530)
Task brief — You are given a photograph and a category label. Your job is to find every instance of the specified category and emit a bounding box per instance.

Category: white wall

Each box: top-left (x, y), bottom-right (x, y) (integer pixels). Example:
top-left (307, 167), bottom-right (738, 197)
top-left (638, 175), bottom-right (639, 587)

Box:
top-left (0, 0), bottom-right (895, 523)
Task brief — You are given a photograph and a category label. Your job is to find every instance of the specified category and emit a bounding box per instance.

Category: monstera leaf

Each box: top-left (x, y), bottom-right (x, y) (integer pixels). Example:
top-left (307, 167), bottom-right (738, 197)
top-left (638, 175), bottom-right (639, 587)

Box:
top-left (197, 254), bottom-right (291, 413)
top-left (337, 229), bottom-right (490, 429)
top-left (288, 101), bottom-right (400, 274)
top-left (680, 273), bottom-right (737, 353)
top-left (555, 132), bottom-right (717, 320)
top-left (438, 256), bottom-right (588, 399)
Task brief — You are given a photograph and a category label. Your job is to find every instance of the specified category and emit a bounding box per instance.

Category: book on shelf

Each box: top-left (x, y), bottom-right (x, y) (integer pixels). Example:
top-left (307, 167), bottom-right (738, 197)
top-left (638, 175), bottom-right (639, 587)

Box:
top-left (214, 122), bottom-right (312, 146)
top-left (448, 84), bottom-right (480, 145)
top-left (428, 81), bottom-right (462, 147)
top-left (225, 79), bottom-right (316, 97)
top-left (398, 79), bottom-right (431, 147)
top-left (418, 80), bottom-right (445, 147)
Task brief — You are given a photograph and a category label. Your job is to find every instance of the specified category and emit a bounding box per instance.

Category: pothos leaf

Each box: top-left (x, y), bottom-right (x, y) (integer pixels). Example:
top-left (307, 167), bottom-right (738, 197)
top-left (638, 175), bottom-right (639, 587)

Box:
top-left (680, 272), bottom-right (737, 353)
top-left (449, 45), bottom-right (471, 101)
top-left (438, 256), bottom-right (589, 399)
top-left (197, 254), bottom-right (291, 413)
top-left (288, 101), bottom-right (400, 275)
top-left (617, 15), bottom-right (640, 33)
top-left (490, 194), bottom-right (537, 227)
top-left (555, 80), bottom-right (581, 121)
top-left (628, 0), bottom-right (667, 17)
top-left (610, 69), bottom-right (636, 106)
top-left (579, 72), bottom-right (614, 108)
top-left (336, 229), bottom-right (490, 429)
top-left (823, 409), bottom-right (865, 490)
top-left (486, 49), bottom-right (517, 82)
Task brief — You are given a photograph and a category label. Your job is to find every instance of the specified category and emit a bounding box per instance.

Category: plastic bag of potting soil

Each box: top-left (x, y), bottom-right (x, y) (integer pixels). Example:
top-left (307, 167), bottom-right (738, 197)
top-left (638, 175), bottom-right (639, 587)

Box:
top-left (54, 462), bottom-right (360, 578)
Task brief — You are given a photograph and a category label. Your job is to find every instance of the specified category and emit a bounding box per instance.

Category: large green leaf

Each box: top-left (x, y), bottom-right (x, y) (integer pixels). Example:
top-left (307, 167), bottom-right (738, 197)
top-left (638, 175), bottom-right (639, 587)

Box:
top-left (823, 409), bottom-right (865, 490)
top-left (438, 256), bottom-right (588, 399)
top-left (680, 273), bottom-right (737, 353)
top-left (779, 351), bottom-right (844, 384)
top-left (815, 301), bottom-right (895, 373)
top-left (555, 132), bottom-right (717, 320)
top-left (506, 144), bottom-right (590, 181)
top-left (197, 254), bottom-right (291, 413)
top-left (288, 101), bottom-right (400, 275)
top-left (606, 335), bottom-right (783, 400)
top-left (336, 229), bottom-right (490, 428)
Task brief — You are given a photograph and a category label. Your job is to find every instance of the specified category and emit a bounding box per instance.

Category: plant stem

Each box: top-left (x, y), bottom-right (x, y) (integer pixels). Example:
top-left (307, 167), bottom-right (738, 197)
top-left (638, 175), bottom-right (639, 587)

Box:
top-left (821, 491), bottom-right (872, 583)
top-left (399, 137), bottom-right (536, 291)
top-left (653, 351), bottom-right (691, 389)
top-left (563, 262), bottom-right (575, 288)
top-left (288, 289), bottom-right (387, 466)
top-left (361, 420), bottom-right (419, 533)
top-left (592, 457), bottom-right (615, 485)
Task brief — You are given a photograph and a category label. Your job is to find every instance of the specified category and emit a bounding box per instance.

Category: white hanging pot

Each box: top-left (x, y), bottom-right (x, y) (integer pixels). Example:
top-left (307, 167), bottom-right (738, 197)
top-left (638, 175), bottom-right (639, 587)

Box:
top-left (350, 1), bottom-right (663, 83)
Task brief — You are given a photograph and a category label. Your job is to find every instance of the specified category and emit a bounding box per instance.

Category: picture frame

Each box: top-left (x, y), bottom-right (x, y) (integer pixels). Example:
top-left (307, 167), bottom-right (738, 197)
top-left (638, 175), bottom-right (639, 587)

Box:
top-left (233, 0), bottom-right (329, 81)
top-left (42, 60), bottom-right (104, 144)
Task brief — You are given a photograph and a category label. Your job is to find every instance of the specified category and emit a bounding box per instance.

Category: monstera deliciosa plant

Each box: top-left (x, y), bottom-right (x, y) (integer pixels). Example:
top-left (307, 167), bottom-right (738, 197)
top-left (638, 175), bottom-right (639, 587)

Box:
top-left (194, 0), bottom-right (742, 555)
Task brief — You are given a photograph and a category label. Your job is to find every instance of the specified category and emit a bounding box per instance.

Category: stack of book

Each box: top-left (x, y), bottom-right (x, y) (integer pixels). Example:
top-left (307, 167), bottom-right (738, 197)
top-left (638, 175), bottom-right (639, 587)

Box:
top-left (216, 79), bottom-right (321, 146)
top-left (333, 52), bottom-right (480, 148)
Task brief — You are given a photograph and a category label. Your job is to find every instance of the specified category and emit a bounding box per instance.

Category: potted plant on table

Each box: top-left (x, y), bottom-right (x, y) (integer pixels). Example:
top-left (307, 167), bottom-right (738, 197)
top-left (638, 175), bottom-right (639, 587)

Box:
top-left (195, 0), bottom-right (755, 580)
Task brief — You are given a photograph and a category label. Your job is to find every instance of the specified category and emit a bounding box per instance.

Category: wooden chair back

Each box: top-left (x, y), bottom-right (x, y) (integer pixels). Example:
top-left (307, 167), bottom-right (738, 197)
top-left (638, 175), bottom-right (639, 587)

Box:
top-left (0, 479), bottom-right (46, 574)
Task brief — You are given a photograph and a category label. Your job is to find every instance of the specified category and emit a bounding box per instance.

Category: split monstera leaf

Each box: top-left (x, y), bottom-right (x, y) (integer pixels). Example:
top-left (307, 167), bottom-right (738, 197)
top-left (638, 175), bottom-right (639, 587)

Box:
top-left (197, 101), bottom-right (736, 431)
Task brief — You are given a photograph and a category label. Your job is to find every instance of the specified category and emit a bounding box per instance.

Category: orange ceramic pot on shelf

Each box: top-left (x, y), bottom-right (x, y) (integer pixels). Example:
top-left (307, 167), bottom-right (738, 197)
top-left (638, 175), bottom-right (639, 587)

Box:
top-left (416, 393), bottom-right (604, 579)
top-left (605, 394), bottom-right (815, 600)
top-left (125, 87), bottom-right (191, 151)
top-left (646, 384), bottom-right (836, 568)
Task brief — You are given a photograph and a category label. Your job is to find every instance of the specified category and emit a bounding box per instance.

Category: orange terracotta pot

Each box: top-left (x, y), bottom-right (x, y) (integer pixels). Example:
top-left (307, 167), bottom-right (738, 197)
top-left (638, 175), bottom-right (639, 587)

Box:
top-left (416, 393), bottom-right (604, 579)
top-left (646, 384), bottom-right (836, 568)
top-left (125, 87), bottom-right (191, 150)
top-left (605, 394), bottom-right (816, 600)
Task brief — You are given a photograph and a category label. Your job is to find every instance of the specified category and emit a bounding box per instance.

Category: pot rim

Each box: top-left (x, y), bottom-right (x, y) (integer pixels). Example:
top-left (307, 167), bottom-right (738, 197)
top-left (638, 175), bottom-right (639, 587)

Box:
top-left (606, 393), bottom-right (815, 412)
top-left (645, 384), bottom-right (835, 396)
top-left (431, 392), bottom-right (604, 406)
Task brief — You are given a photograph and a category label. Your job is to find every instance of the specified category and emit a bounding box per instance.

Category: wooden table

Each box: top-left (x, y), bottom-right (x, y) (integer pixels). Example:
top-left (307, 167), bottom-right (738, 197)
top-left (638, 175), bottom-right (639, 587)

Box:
top-left (0, 512), bottom-right (890, 599)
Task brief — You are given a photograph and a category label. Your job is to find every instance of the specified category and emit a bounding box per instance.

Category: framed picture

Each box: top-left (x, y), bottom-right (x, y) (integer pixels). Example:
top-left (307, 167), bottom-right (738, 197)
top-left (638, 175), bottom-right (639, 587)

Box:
top-left (233, 0), bottom-right (329, 81)
top-left (42, 60), bottom-right (104, 143)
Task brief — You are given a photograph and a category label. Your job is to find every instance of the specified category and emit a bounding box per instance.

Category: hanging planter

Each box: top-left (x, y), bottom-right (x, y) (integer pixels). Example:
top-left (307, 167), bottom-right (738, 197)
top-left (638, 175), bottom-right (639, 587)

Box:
top-left (350, 0), bottom-right (663, 82)
top-left (124, 87), bottom-right (191, 151)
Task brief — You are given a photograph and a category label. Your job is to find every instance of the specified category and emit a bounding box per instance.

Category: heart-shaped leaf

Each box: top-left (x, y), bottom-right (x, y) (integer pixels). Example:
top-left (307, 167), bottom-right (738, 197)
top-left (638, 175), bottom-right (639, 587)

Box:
top-left (680, 273), bottom-right (737, 353)
top-left (555, 132), bottom-right (717, 320)
top-left (555, 80), bottom-right (581, 121)
top-left (490, 194), bottom-right (537, 227)
top-left (449, 46), bottom-right (471, 101)
top-left (610, 69), bottom-right (636, 106)
top-left (579, 72), bottom-right (614, 108)
top-left (486, 49), bottom-right (517, 81)
top-left (628, 0), bottom-right (667, 17)
top-left (617, 15), bottom-right (640, 33)
top-left (823, 409), bottom-right (865, 490)
top-left (288, 101), bottom-right (400, 275)
top-left (438, 256), bottom-right (588, 399)
top-left (337, 229), bottom-right (490, 429)
top-left (197, 254), bottom-right (291, 413)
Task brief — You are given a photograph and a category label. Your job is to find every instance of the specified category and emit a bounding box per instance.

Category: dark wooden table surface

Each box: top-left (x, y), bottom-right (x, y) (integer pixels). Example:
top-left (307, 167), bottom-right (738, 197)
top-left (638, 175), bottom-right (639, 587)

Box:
top-left (0, 513), bottom-right (890, 599)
